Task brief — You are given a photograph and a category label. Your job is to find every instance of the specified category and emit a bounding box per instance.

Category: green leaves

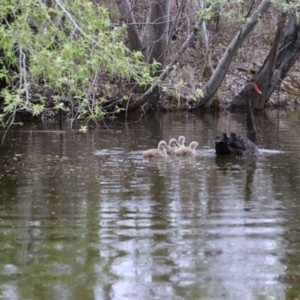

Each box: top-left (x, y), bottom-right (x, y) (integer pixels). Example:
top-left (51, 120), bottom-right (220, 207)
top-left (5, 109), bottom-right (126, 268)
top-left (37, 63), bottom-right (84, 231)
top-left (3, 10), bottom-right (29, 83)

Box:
top-left (0, 0), bottom-right (157, 128)
top-left (272, 0), bottom-right (300, 14)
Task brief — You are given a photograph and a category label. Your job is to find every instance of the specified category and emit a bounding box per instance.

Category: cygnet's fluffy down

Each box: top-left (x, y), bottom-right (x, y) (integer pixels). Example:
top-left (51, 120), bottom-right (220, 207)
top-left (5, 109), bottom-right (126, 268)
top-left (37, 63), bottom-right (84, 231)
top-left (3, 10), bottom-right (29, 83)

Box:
top-left (175, 141), bottom-right (198, 156)
top-left (166, 138), bottom-right (179, 155)
top-left (143, 141), bottom-right (168, 158)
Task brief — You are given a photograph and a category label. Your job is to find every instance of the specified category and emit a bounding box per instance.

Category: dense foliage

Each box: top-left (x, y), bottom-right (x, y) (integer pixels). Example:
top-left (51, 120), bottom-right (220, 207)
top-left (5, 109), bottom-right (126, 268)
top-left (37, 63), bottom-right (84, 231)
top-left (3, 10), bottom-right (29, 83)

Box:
top-left (0, 0), bottom-right (158, 129)
top-left (0, 0), bottom-right (299, 131)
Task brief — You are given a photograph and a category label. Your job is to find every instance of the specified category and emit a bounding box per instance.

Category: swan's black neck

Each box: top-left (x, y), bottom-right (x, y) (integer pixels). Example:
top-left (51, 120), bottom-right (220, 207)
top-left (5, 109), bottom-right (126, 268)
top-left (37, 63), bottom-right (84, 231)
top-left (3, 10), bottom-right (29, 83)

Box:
top-left (246, 98), bottom-right (256, 143)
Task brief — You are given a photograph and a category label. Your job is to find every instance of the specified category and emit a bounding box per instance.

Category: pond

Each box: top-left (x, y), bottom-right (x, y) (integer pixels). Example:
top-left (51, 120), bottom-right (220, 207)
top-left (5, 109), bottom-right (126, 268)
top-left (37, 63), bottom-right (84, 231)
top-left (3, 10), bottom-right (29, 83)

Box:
top-left (1, 109), bottom-right (300, 300)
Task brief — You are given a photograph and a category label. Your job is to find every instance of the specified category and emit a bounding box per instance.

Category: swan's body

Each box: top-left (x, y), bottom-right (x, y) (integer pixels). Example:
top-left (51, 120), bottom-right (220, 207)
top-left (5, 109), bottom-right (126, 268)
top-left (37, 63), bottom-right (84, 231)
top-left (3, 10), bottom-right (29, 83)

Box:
top-left (166, 138), bottom-right (179, 155)
top-left (215, 133), bottom-right (258, 155)
top-left (175, 141), bottom-right (198, 156)
top-left (143, 141), bottom-right (168, 158)
top-left (215, 83), bottom-right (262, 155)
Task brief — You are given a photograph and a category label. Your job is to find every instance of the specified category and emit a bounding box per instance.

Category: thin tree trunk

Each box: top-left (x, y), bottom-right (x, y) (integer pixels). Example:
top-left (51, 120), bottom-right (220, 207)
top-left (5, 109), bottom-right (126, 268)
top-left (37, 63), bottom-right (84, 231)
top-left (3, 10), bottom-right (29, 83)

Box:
top-left (166, 0), bottom-right (187, 58)
top-left (196, 0), bottom-right (213, 78)
top-left (147, 0), bottom-right (170, 68)
top-left (145, 0), bottom-right (170, 107)
top-left (142, 2), bottom-right (152, 56)
top-left (116, 0), bottom-right (143, 52)
top-left (231, 12), bottom-right (300, 110)
top-left (190, 0), bottom-right (271, 109)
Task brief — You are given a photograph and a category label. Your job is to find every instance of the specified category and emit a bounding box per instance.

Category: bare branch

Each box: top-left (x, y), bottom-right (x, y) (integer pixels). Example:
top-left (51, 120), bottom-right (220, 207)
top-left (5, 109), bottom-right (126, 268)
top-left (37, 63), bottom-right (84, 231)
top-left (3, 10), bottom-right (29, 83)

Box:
top-left (191, 0), bottom-right (272, 109)
top-left (127, 17), bottom-right (203, 112)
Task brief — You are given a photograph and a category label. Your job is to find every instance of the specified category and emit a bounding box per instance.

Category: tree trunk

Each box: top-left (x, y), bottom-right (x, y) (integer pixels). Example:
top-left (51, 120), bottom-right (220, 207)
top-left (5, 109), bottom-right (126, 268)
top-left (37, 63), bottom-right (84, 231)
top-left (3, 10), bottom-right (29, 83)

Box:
top-left (127, 18), bottom-right (203, 112)
top-left (115, 0), bottom-right (143, 52)
top-left (144, 0), bottom-right (170, 107)
top-left (116, 0), bottom-right (170, 109)
top-left (190, 0), bottom-right (271, 109)
top-left (231, 13), bottom-right (300, 110)
top-left (166, 0), bottom-right (187, 58)
top-left (196, 0), bottom-right (213, 79)
top-left (147, 0), bottom-right (170, 68)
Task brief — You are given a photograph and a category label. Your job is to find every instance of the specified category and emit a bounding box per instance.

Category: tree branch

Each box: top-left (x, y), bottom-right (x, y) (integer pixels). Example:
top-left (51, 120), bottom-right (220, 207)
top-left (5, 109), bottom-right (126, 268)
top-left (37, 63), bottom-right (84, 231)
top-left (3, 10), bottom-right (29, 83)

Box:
top-left (190, 0), bottom-right (272, 109)
top-left (127, 17), bottom-right (203, 112)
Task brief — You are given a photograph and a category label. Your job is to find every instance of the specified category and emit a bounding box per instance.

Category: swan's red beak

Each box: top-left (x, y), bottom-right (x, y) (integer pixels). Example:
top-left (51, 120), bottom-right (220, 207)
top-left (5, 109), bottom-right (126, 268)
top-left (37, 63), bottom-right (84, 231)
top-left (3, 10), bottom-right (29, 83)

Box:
top-left (254, 84), bottom-right (262, 95)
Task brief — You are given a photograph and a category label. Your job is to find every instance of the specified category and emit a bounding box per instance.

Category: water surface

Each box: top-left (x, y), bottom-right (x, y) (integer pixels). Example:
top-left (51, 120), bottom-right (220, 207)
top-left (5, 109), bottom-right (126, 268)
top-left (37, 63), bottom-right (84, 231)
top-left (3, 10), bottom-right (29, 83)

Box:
top-left (1, 110), bottom-right (300, 300)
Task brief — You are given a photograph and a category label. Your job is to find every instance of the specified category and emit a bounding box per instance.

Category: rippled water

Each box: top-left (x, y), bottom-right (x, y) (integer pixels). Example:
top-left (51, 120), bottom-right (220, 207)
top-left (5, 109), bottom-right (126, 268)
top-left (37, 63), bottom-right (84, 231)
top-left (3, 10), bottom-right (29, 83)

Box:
top-left (1, 110), bottom-right (300, 300)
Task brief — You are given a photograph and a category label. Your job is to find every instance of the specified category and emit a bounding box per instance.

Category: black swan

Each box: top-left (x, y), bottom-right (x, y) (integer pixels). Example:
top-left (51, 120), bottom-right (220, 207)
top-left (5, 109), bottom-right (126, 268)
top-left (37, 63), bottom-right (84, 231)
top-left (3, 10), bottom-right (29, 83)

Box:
top-left (215, 83), bottom-right (262, 155)
top-left (143, 140), bottom-right (168, 158)
top-left (175, 141), bottom-right (198, 156)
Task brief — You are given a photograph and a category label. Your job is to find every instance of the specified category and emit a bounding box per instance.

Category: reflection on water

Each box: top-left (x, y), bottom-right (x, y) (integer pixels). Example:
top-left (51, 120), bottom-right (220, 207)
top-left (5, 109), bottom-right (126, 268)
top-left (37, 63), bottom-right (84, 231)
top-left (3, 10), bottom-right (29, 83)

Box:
top-left (1, 110), bottom-right (300, 299)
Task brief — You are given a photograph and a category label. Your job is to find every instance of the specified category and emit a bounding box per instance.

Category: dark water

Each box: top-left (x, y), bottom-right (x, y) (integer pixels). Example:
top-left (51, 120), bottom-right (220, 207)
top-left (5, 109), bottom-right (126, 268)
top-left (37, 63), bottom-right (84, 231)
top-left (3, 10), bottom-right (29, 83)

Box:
top-left (1, 110), bottom-right (300, 300)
